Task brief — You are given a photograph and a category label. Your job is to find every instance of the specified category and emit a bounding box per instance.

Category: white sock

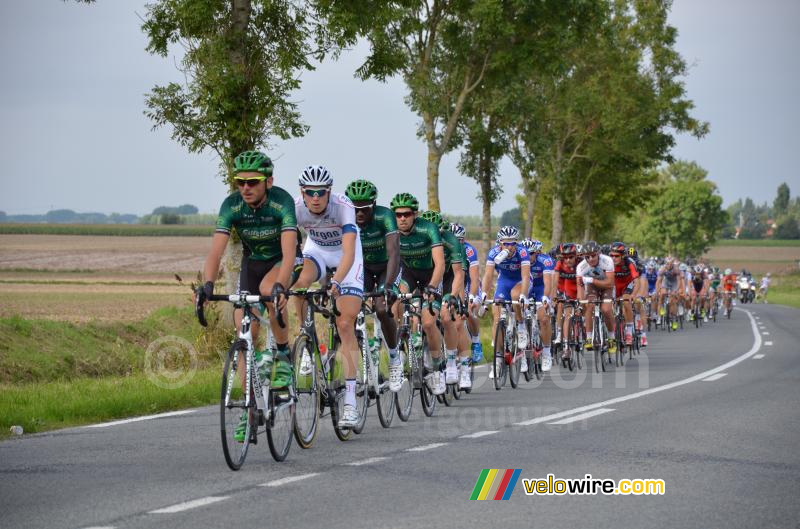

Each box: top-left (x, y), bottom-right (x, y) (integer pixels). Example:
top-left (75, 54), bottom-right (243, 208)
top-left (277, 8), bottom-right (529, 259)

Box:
top-left (446, 349), bottom-right (457, 366)
top-left (609, 331), bottom-right (616, 339)
top-left (543, 346), bottom-right (551, 357)
top-left (388, 347), bottom-right (399, 361)
top-left (626, 323), bottom-right (634, 333)
top-left (345, 379), bottom-right (356, 407)
top-left (517, 323), bottom-right (525, 332)
top-left (471, 334), bottom-right (480, 344)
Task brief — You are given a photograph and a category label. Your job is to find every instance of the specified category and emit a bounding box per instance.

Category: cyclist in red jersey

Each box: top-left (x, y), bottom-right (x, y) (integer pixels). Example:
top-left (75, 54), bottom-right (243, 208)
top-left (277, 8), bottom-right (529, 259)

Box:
top-left (552, 243), bottom-right (579, 352)
top-left (610, 242), bottom-right (640, 346)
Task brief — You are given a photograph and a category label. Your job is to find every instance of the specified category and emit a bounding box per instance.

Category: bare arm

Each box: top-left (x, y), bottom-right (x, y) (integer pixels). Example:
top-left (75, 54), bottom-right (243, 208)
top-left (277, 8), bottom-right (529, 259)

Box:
top-left (203, 232), bottom-right (230, 286)
top-left (384, 232), bottom-right (400, 289)
top-left (481, 263), bottom-right (496, 296)
top-left (520, 262), bottom-right (530, 298)
top-left (275, 229), bottom-right (298, 289)
top-left (451, 264), bottom-right (465, 297)
top-left (429, 246), bottom-right (446, 287)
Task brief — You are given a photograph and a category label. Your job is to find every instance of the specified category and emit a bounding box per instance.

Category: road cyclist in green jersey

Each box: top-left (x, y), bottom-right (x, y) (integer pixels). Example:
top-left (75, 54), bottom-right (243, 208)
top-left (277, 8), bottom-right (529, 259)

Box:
top-left (292, 165), bottom-right (365, 429)
top-left (420, 211), bottom-right (470, 389)
top-left (196, 150), bottom-right (299, 442)
top-left (344, 179), bottom-right (403, 392)
top-left (390, 192), bottom-right (448, 396)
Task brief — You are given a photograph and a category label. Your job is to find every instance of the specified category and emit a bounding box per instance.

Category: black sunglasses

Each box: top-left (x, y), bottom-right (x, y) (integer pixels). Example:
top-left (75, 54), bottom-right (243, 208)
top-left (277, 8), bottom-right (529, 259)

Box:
top-left (236, 178), bottom-right (264, 187)
top-left (395, 211), bottom-right (414, 219)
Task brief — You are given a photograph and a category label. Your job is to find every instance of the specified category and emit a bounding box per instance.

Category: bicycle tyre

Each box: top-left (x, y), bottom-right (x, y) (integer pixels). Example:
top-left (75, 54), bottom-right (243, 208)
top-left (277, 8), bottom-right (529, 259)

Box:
top-left (375, 347), bottom-right (395, 428)
top-left (420, 334), bottom-right (436, 417)
top-left (266, 388), bottom-right (294, 462)
top-left (220, 341), bottom-right (251, 471)
top-left (493, 322), bottom-right (506, 391)
top-left (328, 353), bottom-right (353, 442)
top-left (352, 333), bottom-right (369, 435)
top-left (292, 335), bottom-right (319, 449)
top-left (395, 339), bottom-right (414, 422)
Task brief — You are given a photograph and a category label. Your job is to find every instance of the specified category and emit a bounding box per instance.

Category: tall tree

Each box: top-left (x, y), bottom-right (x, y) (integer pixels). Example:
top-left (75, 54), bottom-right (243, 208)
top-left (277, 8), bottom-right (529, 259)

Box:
top-left (774, 182), bottom-right (790, 216)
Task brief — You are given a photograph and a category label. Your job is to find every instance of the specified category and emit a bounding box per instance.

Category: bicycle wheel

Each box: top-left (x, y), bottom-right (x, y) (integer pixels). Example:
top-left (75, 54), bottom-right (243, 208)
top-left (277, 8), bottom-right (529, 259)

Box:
top-left (375, 347), bottom-right (395, 428)
top-left (220, 341), bottom-right (252, 471)
top-left (523, 348), bottom-right (533, 382)
top-left (328, 354), bottom-right (353, 442)
top-left (464, 359), bottom-right (475, 394)
top-left (615, 319), bottom-right (624, 367)
top-left (493, 323), bottom-right (506, 390)
top-left (266, 387), bottom-right (294, 462)
top-left (292, 335), bottom-right (319, 449)
top-left (352, 334), bottom-right (369, 435)
top-left (509, 347), bottom-right (521, 389)
top-left (395, 339), bottom-right (413, 422)
top-left (420, 334), bottom-right (436, 417)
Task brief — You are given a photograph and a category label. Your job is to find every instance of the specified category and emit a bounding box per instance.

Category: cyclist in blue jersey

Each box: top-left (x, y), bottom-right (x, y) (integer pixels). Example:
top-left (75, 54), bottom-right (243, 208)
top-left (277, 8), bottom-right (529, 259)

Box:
top-left (451, 223), bottom-right (484, 365)
top-left (645, 259), bottom-right (659, 329)
top-left (480, 226), bottom-right (531, 367)
top-left (520, 238), bottom-right (555, 371)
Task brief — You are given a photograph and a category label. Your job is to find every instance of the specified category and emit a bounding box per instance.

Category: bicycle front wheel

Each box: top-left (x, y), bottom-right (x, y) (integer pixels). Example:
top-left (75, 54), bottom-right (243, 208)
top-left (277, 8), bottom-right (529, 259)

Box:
top-left (220, 341), bottom-right (252, 471)
top-left (267, 388), bottom-right (294, 462)
top-left (493, 323), bottom-right (507, 391)
top-left (292, 334), bottom-right (319, 449)
top-left (352, 335), bottom-right (369, 435)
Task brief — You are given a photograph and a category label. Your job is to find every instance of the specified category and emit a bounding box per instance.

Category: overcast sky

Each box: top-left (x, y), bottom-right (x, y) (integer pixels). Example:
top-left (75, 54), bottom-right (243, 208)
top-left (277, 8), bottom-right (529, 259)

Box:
top-left (1, 0), bottom-right (798, 216)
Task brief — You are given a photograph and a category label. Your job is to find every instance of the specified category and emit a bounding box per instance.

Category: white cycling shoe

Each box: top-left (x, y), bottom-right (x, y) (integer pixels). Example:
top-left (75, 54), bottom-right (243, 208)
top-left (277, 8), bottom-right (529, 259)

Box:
top-left (298, 349), bottom-right (313, 376)
top-left (542, 353), bottom-right (553, 372)
top-left (517, 328), bottom-right (528, 350)
top-left (389, 360), bottom-right (404, 393)
top-left (338, 403), bottom-right (359, 429)
top-left (430, 371), bottom-right (446, 395)
top-left (520, 355), bottom-right (528, 373)
top-left (445, 363), bottom-right (459, 384)
top-left (458, 365), bottom-right (472, 389)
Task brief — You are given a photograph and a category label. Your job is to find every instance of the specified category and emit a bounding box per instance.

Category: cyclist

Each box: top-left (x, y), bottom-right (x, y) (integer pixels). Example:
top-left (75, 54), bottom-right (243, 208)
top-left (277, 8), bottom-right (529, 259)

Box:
top-left (689, 264), bottom-right (709, 322)
top-left (196, 151), bottom-right (299, 442)
top-left (551, 242), bottom-right (579, 370)
top-left (293, 165), bottom-right (364, 429)
top-left (520, 238), bottom-right (555, 373)
top-left (420, 211), bottom-right (467, 388)
top-left (390, 193), bottom-right (447, 395)
top-left (656, 258), bottom-right (683, 331)
top-left (721, 268), bottom-right (737, 315)
top-left (626, 245), bottom-right (649, 347)
top-left (609, 242), bottom-right (639, 347)
top-left (344, 180), bottom-right (403, 392)
top-left (577, 241), bottom-right (618, 357)
top-left (481, 226), bottom-right (531, 374)
top-left (451, 222), bottom-right (484, 373)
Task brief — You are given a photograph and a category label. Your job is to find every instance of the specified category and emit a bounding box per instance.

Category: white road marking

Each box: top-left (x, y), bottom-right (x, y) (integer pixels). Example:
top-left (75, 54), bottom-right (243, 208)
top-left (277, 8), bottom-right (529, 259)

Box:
top-left (346, 457), bottom-right (388, 466)
top-left (260, 473), bottom-right (320, 487)
top-left (702, 373), bottom-right (727, 382)
top-left (514, 308), bottom-right (761, 427)
top-left (149, 496), bottom-right (228, 514)
top-left (459, 430), bottom-right (499, 439)
top-left (547, 408), bottom-right (615, 425)
top-left (753, 354), bottom-right (765, 359)
top-left (762, 331), bottom-right (770, 335)
top-left (82, 526), bottom-right (116, 529)
top-left (406, 443), bottom-right (448, 452)
top-left (765, 341), bottom-right (773, 346)
top-left (86, 410), bottom-right (195, 429)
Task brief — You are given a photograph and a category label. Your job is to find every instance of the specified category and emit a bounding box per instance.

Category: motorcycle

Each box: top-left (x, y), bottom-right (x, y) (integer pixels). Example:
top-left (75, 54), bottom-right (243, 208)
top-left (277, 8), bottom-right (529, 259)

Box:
top-left (737, 276), bottom-right (755, 304)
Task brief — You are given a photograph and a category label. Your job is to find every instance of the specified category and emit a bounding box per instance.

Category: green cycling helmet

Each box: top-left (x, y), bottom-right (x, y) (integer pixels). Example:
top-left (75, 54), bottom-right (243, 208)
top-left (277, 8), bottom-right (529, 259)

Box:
top-left (390, 192), bottom-right (419, 211)
top-left (234, 151), bottom-right (273, 177)
top-left (345, 180), bottom-right (378, 202)
top-left (419, 210), bottom-right (443, 228)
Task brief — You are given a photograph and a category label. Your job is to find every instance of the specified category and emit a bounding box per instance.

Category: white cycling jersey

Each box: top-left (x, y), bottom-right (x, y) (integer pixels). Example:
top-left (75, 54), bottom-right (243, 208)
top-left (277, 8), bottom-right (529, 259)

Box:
top-left (294, 192), bottom-right (358, 248)
top-left (576, 254), bottom-right (614, 279)
top-left (295, 191), bottom-right (364, 297)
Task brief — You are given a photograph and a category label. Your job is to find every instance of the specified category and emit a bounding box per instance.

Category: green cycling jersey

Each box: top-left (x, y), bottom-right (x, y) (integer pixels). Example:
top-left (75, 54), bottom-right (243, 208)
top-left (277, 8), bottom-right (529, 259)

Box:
top-left (215, 186), bottom-right (297, 261)
top-left (440, 229), bottom-right (467, 272)
top-left (398, 217), bottom-right (442, 270)
top-left (358, 205), bottom-right (398, 266)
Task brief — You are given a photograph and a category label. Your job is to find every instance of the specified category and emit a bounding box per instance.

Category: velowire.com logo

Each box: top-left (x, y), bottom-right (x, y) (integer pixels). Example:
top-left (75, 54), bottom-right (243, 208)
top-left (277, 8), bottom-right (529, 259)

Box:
top-left (469, 469), bottom-right (522, 500)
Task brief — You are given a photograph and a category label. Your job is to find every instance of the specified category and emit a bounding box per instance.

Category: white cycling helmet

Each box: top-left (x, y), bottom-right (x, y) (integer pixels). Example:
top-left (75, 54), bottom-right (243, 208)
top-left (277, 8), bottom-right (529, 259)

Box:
top-left (519, 238), bottom-right (534, 249)
top-left (532, 239), bottom-right (543, 252)
top-left (679, 263), bottom-right (688, 272)
top-left (724, 268), bottom-right (732, 275)
top-left (450, 222), bottom-right (466, 240)
top-left (298, 165), bottom-right (333, 187)
top-left (497, 225), bottom-right (519, 241)
top-left (694, 264), bottom-right (703, 274)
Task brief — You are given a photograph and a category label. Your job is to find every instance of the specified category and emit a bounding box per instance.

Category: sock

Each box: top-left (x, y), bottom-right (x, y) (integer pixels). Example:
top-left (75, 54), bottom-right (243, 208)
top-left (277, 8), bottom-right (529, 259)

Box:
top-left (388, 347), bottom-right (399, 360)
top-left (471, 334), bottom-right (480, 344)
top-left (446, 348), bottom-right (457, 365)
top-left (626, 323), bottom-right (634, 333)
top-left (543, 346), bottom-right (551, 357)
top-left (460, 357), bottom-right (469, 367)
top-left (517, 322), bottom-right (525, 332)
top-left (345, 379), bottom-right (356, 407)
top-left (432, 355), bottom-right (444, 369)
top-left (609, 331), bottom-right (616, 339)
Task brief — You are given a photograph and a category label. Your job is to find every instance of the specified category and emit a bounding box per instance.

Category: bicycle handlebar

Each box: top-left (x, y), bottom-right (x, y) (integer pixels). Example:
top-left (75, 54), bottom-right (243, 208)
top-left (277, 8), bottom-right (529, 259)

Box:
top-left (195, 292), bottom-right (284, 329)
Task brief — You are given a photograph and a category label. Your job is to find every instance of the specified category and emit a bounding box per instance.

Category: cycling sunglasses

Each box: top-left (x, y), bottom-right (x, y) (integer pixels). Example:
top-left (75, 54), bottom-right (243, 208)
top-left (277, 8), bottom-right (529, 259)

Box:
top-left (354, 204), bottom-right (374, 211)
top-left (394, 211), bottom-right (414, 219)
top-left (236, 178), bottom-right (265, 187)
top-left (303, 188), bottom-right (329, 198)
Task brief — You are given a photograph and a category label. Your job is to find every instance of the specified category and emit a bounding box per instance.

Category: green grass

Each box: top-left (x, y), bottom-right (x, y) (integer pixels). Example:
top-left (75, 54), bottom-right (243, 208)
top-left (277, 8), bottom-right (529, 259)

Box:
top-left (0, 368), bottom-right (219, 438)
top-left (0, 223), bottom-right (212, 236)
top-left (767, 272), bottom-right (800, 309)
top-left (715, 239), bottom-right (800, 247)
top-left (0, 306), bottom-right (221, 384)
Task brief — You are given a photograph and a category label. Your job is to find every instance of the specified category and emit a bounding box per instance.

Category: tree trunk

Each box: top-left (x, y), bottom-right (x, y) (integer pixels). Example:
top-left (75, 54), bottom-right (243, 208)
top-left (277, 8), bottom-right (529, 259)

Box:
top-left (551, 194), bottom-right (564, 246)
top-left (481, 185), bottom-right (492, 251)
top-left (582, 186), bottom-right (593, 242)
top-left (422, 111), bottom-right (442, 211)
top-left (524, 176), bottom-right (539, 239)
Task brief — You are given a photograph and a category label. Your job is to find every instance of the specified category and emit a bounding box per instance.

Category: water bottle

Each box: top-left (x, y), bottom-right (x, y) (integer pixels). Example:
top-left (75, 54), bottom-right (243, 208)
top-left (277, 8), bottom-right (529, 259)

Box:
top-left (10, 425), bottom-right (23, 436)
top-left (494, 249), bottom-right (509, 264)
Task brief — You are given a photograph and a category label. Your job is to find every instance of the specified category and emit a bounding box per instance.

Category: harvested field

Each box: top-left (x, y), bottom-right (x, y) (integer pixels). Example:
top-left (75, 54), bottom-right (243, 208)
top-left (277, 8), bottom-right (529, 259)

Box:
top-left (703, 245), bottom-right (800, 275)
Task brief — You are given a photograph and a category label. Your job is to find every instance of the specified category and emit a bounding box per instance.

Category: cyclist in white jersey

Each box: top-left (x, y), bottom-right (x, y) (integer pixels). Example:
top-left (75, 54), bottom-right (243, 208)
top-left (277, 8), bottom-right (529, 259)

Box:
top-left (292, 165), bottom-right (365, 429)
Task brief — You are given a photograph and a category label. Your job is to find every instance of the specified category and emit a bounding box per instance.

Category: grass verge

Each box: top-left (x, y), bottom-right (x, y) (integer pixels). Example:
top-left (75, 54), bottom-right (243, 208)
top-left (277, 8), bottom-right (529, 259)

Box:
top-left (767, 272), bottom-right (800, 309)
top-left (0, 368), bottom-right (219, 439)
top-left (715, 239), bottom-right (800, 247)
top-left (0, 223), bottom-right (212, 236)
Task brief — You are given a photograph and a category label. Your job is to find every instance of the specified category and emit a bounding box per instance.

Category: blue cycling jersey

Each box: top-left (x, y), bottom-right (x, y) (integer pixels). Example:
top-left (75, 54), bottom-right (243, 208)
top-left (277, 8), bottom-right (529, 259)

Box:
top-left (530, 253), bottom-right (555, 287)
top-left (486, 244), bottom-right (530, 282)
top-left (645, 269), bottom-right (658, 291)
top-left (463, 241), bottom-right (479, 291)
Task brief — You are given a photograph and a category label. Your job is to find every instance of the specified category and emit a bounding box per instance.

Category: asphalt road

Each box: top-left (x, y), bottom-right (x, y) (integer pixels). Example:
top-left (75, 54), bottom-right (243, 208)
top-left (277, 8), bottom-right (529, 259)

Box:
top-left (1, 304), bottom-right (799, 529)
